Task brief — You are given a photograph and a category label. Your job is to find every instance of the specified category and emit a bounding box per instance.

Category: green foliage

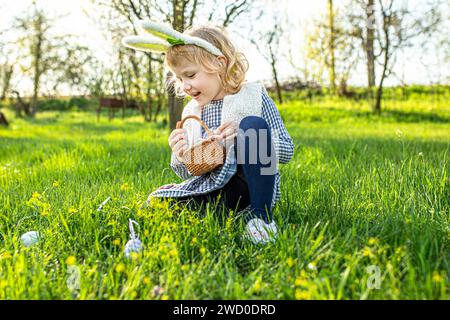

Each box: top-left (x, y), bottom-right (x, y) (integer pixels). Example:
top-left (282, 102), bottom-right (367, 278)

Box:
top-left (37, 99), bottom-right (69, 111)
top-left (0, 92), bottom-right (448, 299)
top-left (68, 97), bottom-right (89, 110)
top-left (35, 97), bottom-right (91, 112)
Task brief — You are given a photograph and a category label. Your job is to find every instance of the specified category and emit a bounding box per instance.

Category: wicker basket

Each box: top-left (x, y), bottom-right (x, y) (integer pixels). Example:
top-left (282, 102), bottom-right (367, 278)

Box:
top-left (176, 115), bottom-right (226, 176)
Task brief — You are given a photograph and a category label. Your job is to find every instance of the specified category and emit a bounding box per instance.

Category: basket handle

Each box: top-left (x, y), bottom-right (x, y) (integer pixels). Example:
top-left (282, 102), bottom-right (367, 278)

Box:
top-left (176, 115), bottom-right (214, 137)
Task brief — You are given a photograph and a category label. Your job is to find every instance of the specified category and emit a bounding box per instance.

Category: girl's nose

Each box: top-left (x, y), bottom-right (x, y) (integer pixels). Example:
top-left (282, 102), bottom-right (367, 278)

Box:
top-left (183, 82), bottom-right (192, 91)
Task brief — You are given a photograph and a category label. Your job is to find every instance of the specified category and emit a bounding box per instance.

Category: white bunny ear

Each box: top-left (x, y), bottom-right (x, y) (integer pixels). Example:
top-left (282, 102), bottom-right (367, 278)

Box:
top-left (139, 20), bottom-right (224, 56)
top-left (121, 35), bottom-right (170, 53)
top-left (123, 20), bottom-right (224, 56)
top-left (139, 20), bottom-right (185, 44)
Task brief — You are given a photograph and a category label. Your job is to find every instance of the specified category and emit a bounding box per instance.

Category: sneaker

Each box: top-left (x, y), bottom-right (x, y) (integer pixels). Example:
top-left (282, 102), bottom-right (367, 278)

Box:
top-left (244, 218), bottom-right (278, 244)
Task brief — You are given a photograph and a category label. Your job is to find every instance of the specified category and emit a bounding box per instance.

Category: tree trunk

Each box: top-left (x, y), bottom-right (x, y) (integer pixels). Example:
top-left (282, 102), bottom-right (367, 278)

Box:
top-left (118, 50), bottom-right (128, 120)
top-left (167, 0), bottom-right (186, 130)
top-left (374, 15), bottom-right (390, 114)
top-left (270, 49), bottom-right (283, 104)
top-left (146, 54), bottom-right (153, 122)
top-left (0, 112), bottom-right (8, 126)
top-left (328, 0), bottom-right (336, 94)
top-left (365, 0), bottom-right (376, 106)
top-left (168, 91), bottom-right (184, 130)
top-left (154, 65), bottom-right (164, 122)
top-left (366, 0), bottom-right (376, 88)
top-left (0, 64), bottom-right (13, 100)
top-left (30, 16), bottom-right (44, 117)
top-left (154, 96), bottom-right (162, 121)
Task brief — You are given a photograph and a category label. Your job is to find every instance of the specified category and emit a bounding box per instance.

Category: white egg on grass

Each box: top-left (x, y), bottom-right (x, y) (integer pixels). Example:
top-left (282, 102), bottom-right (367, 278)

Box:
top-left (124, 238), bottom-right (143, 258)
top-left (124, 219), bottom-right (144, 258)
top-left (20, 231), bottom-right (41, 247)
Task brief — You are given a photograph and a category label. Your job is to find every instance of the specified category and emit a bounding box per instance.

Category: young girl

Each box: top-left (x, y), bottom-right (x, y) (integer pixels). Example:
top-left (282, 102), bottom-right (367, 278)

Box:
top-left (123, 22), bottom-right (294, 244)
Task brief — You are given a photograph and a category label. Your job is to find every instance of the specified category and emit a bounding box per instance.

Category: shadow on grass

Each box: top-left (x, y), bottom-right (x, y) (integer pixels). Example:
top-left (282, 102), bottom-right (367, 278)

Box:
top-left (382, 110), bottom-right (450, 124)
top-left (0, 135), bottom-right (169, 167)
top-left (15, 111), bottom-right (168, 134)
top-left (294, 105), bottom-right (450, 124)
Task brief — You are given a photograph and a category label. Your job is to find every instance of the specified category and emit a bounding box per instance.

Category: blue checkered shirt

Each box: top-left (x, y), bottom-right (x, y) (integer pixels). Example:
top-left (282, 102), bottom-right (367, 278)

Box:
top-left (150, 89), bottom-right (294, 208)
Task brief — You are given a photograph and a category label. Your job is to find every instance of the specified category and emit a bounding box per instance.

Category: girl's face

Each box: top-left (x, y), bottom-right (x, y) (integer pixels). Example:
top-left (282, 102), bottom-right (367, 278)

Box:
top-left (171, 56), bottom-right (227, 107)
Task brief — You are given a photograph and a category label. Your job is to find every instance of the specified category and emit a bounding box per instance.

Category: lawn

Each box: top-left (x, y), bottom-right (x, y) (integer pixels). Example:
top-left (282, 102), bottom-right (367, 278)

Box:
top-left (0, 92), bottom-right (448, 299)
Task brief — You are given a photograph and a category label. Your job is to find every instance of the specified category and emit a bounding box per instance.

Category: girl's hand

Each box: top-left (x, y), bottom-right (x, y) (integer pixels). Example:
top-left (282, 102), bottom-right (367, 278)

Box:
top-left (168, 128), bottom-right (188, 162)
top-left (213, 120), bottom-right (238, 142)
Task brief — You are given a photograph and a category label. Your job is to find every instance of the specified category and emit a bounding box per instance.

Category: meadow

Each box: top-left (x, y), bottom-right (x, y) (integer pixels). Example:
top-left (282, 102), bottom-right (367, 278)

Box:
top-left (0, 89), bottom-right (448, 299)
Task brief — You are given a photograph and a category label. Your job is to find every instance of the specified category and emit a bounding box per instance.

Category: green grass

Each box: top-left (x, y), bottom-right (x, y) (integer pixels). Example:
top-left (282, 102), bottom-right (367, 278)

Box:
top-left (0, 94), bottom-right (448, 299)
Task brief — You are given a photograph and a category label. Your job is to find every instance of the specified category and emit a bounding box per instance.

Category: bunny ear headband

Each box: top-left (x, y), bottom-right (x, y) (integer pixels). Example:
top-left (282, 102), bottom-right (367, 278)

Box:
top-left (122, 20), bottom-right (224, 56)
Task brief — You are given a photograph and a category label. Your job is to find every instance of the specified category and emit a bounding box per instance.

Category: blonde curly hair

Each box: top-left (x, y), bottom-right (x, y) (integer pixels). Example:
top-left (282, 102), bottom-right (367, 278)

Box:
top-left (165, 24), bottom-right (249, 97)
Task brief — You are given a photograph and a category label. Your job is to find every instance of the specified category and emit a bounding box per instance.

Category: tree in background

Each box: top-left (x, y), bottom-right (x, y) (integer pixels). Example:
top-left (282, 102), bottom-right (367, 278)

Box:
top-left (373, 0), bottom-right (442, 113)
top-left (0, 46), bottom-right (14, 102)
top-left (251, 18), bottom-right (284, 104)
top-left (305, 3), bottom-right (360, 96)
top-left (91, 0), bottom-right (253, 129)
top-left (347, 0), bottom-right (442, 113)
top-left (346, 0), bottom-right (376, 101)
top-left (12, 1), bottom-right (93, 116)
top-left (327, 0), bottom-right (337, 94)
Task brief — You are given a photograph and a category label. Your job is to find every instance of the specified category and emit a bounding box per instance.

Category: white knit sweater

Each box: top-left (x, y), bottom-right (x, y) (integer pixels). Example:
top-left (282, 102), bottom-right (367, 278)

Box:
top-left (181, 82), bottom-right (264, 146)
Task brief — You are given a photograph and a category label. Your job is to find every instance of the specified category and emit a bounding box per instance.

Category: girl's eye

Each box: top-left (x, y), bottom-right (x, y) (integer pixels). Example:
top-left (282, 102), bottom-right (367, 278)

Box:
top-left (187, 73), bottom-right (196, 78)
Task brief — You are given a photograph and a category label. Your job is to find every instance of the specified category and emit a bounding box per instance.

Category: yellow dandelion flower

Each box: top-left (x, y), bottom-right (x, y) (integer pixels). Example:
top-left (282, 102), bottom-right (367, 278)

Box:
top-left (161, 295), bottom-right (169, 300)
top-left (200, 247), bottom-right (206, 255)
top-left (32, 192), bottom-right (41, 199)
top-left (432, 272), bottom-right (443, 283)
top-left (0, 280), bottom-right (8, 290)
top-left (368, 238), bottom-right (378, 246)
top-left (363, 247), bottom-right (373, 257)
top-left (143, 277), bottom-right (151, 285)
top-left (295, 289), bottom-right (311, 300)
top-left (286, 257), bottom-right (295, 268)
top-left (52, 181), bottom-right (60, 188)
top-left (168, 248), bottom-right (178, 257)
top-left (295, 277), bottom-right (307, 287)
top-left (130, 252), bottom-right (139, 260)
top-left (181, 265), bottom-right (189, 271)
top-left (120, 183), bottom-right (130, 191)
top-left (65, 256), bottom-right (76, 266)
top-left (115, 263), bottom-right (126, 273)
top-left (253, 280), bottom-right (262, 292)
top-left (68, 207), bottom-right (78, 214)
top-left (0, 252), bottom-right (12, 260)
top-left (113, 239), bottom-right (121, 246)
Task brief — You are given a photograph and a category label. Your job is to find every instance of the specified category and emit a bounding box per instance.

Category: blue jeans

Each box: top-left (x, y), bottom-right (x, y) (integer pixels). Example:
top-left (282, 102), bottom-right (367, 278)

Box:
top-left (236, 116), bottom-right (276, 222)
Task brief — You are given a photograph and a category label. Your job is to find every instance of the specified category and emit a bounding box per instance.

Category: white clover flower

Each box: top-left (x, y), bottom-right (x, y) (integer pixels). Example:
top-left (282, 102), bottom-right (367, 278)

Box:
top-left (307, 263), bottom-right (317, 271)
